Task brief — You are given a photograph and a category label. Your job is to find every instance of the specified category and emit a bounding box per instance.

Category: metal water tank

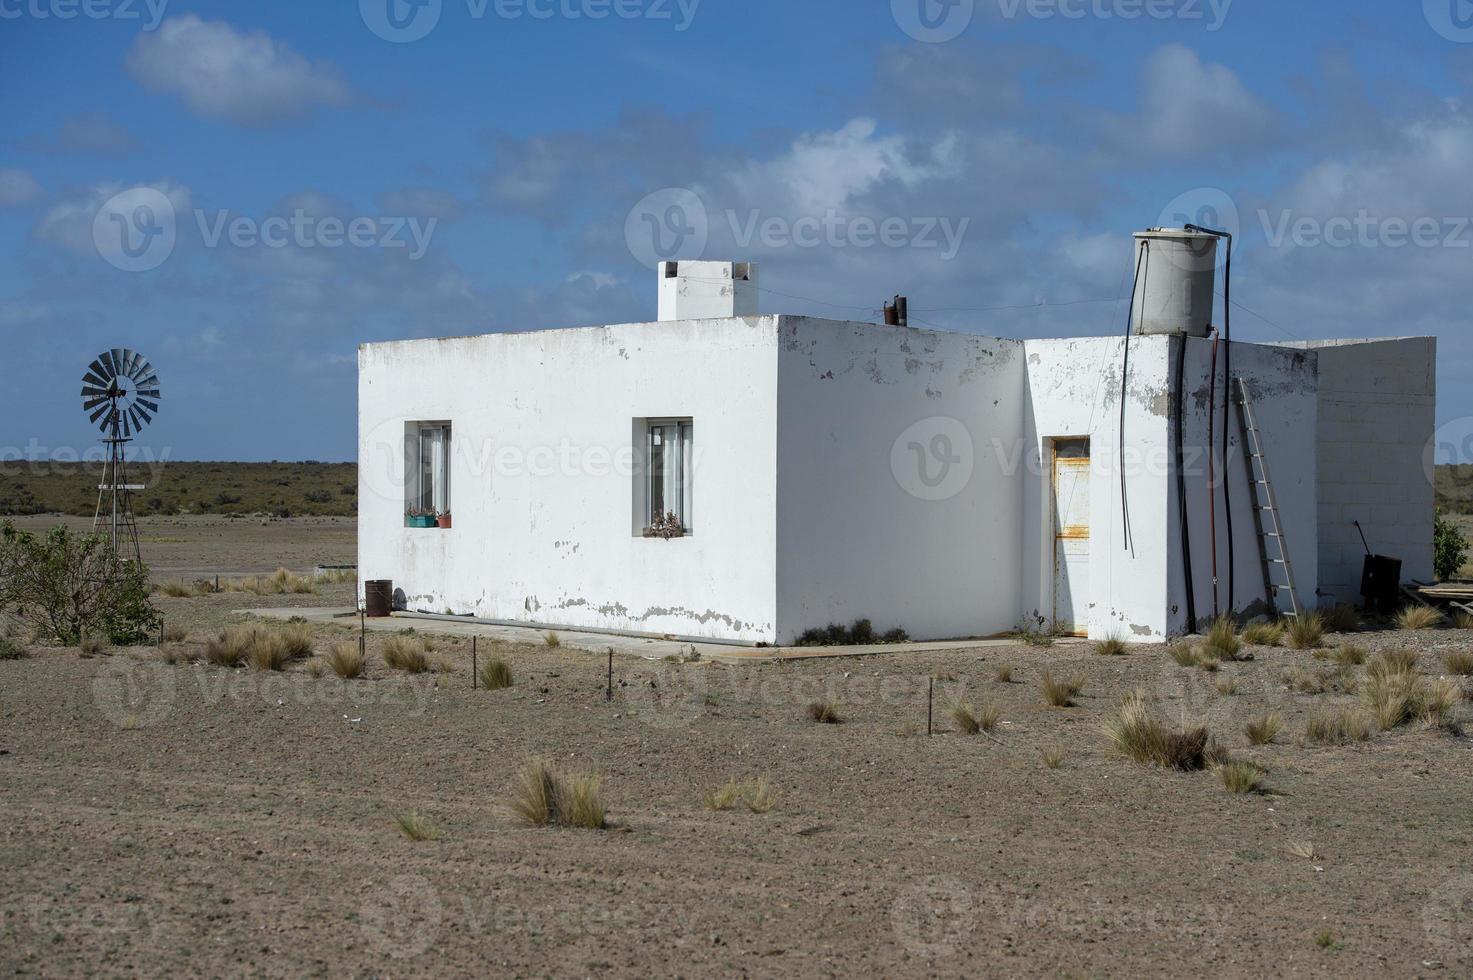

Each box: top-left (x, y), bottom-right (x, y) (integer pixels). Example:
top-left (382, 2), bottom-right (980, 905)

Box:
top-left (1130, 228), bottom-right (1219, 337)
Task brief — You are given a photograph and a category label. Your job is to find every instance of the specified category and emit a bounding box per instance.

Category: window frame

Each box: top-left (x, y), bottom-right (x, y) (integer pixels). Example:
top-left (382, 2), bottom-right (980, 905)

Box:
top-left (405, 420), bottom-right (452, 527)
top-left (641, 417), bottom-right (693, 538)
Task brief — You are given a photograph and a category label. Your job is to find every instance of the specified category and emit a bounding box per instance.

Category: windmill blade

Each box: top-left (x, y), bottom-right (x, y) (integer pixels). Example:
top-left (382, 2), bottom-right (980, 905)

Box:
top-left (132, 403), bottom-right (153, 425)
top-left (99, 350), bottom-right (116, 377)
top-left (91, 357), bottom-right (112, 381)
top-left (83, 396), bottom-right (109, 412)
top-left (136, 388), bottom-right (161, 400)
top-left (111, 349), bottom-right (126, 378)
top-left (128, 406), bottom-right (143, 432)
top-left (121, 349), bottom-right (139, 379)
top-left (135, 398), bottom-right (160, 415)
top-left (81, 384), bottom-right (109, 398)
top-left (83, 370), bottom-right (108, 388)
top-left (131, 356), bottom-right (154, 382)
top-left (89, 403), bottom-right (111, 425)
top-left (138, 374), bottom-right (160, 389)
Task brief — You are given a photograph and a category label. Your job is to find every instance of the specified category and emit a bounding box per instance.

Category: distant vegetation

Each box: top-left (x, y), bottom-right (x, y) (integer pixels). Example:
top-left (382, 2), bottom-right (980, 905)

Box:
top-left (1436, 463), bottom-right (1473, 514)
top-left (0, 461), bottom-right (357, 517)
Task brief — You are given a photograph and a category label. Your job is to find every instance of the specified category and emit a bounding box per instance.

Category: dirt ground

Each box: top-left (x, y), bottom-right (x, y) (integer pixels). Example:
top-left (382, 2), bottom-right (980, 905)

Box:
top-left (3, 520), bottom-right (1473, 977)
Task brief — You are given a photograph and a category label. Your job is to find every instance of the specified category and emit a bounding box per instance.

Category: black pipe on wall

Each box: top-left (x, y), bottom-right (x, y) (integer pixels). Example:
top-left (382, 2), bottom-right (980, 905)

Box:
top-left (1174, 336), bottom-right (1198, 633)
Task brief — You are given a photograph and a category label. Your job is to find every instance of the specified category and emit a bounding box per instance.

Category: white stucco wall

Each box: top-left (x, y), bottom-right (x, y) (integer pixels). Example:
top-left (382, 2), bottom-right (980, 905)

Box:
top-left (1286, 338), bottom-right (1437, 601)
top-left (357, 316), bottom-right (782, 643)
top-left (772, 317), bottom-right (1025, 643)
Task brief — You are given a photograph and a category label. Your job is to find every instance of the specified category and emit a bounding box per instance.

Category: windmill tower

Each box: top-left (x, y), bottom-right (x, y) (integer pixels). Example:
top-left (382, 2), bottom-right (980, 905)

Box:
top-left (80, 349), bottom-right (161, 564)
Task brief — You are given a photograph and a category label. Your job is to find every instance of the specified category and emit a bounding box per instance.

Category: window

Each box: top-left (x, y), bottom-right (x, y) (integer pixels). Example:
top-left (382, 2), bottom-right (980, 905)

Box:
top-left (643, 419), bottom-right (692, 536)
top-left (406, 422), bottom-right (451, 526)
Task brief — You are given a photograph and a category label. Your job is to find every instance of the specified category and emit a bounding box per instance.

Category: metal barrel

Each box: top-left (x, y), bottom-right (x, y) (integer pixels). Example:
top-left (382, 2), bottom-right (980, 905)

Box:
top-left (364, 580), bottom-right (393, 618)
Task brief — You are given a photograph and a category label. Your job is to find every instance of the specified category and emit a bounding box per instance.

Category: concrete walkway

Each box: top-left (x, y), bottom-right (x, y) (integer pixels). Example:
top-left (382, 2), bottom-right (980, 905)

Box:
top-left (245, 607), bottom-right (1075, 663)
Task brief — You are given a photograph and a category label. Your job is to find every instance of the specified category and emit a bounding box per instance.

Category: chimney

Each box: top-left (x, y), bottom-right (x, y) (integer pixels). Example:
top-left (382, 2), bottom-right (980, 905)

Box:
top-left (657, 261), bottom-right (758, 321)
top-left (883, 295), bottom-right (910, 327)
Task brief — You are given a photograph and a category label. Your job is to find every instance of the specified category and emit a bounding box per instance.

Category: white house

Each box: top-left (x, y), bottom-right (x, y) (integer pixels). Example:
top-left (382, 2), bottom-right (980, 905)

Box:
top-left (357, 241), bottom-right (1435, 645)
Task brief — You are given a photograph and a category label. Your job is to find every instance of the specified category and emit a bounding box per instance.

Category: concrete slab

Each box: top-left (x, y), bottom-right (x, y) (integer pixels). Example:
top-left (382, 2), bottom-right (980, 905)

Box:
top-left (244, 607), bottom-right (1079, 663)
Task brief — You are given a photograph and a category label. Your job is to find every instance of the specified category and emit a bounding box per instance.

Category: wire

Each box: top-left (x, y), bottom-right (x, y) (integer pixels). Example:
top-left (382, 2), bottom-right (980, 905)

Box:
top-left (1119, 240), bottom-right (1149, 556)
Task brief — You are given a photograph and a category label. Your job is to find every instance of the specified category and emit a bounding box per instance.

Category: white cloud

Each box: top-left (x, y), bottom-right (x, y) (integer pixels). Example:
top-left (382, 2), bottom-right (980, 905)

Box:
top-left (126, 15), bottom-right (351, 125)
top-left (34, 181), bottom-right (191, 253)
top-left (1101, 45), bottom-right (1279, 163)
top-left (20, 112), bottom-right (136, 156)
top-left (0, 168), bottom-right (43, 207)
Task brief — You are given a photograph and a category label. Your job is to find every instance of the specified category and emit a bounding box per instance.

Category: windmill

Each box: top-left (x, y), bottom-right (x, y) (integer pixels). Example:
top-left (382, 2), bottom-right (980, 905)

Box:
top-left (81, 349), bottom-right (161, 564)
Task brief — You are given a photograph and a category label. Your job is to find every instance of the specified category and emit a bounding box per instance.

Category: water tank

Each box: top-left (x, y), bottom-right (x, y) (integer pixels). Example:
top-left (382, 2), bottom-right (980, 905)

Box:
top-left (1129, 229), bottom-right (1218, 337)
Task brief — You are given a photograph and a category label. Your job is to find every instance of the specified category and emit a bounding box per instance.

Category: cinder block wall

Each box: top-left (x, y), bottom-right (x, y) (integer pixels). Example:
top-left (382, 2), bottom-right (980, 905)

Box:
top-left (1290, 338), bottom-right (1437, 602)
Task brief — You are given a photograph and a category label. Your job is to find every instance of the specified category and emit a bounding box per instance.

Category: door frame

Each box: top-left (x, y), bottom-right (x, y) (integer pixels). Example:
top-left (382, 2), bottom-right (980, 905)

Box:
top-left (1050, 436), bottom-right (1092, 638)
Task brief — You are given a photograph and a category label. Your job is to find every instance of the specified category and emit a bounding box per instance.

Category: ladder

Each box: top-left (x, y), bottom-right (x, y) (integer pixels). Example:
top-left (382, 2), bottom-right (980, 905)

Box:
top-left (1235, 378), bottom-right (1302, 619)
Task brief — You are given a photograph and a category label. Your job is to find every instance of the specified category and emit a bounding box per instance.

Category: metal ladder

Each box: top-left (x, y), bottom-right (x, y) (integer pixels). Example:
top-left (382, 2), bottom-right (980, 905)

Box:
top-left (1235, 378), bottom-right (1302, 619)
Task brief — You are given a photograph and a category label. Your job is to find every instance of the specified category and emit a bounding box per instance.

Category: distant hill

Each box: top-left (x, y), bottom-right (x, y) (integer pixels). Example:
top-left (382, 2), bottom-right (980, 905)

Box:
top-left (1437, 463), bottom-right (1473, 515)
top-left (0, 461), bottom-right (357, 517)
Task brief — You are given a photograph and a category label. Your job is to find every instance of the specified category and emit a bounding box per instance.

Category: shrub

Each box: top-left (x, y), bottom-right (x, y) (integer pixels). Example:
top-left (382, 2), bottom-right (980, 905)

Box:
top-left (703, 778), bottom-right (776, 813)
top-left (1206, 615), bottom-right (1243, 660)
top-left (1041, 670), bottom-right (1082, 707)
top-left (1283, 667), bottom-right (1326, 695)
top-left (158, 581), bottom-right (194, 598)
top-left (281, 623), bottom-right (314, 659)
top-left (795, 620), bottom-right (906, 647)
top-left (1367, 648), bottom-right (1419, 680)
top-left (1041, 747), bottom-right (1063, 769)
top-left (1435, 513), bottom-right (1469, 582)
top-left (1215, 676), bottom-right (1239, 695)
top-left (1216, 759), bottom-right (1264, 794)
top-left (1332, 645), bottom-right (1368, 667)
top-left (479, 657), bottom-right (514, 691)
top-left (0, 522), bottom-right (160, 646)
top-left (993, 664), bottom-right (1013, 683)
top-left (205, 628), bottom-right (253, 667)
top-left (1018, 621), bottom-right (1055, 647)
top-left (508, 758), bottom-right (605, 829)
top-left (161, 623), bottom-right (188, 644)
top-left (1395, 605), bottom-right (1444, 631)
top-left (1457, 612), bottom-right (1473, 631)
top-left (246, 632), bottom-right (291, 672)
top-left (1245, 713), bottom-right (1282, 745)
top-left (383, 635), bottom-right (429, 673)
top-left (1304, 708), bottom-right (1373, 744)
top-left (1242, 621), bottom-right (1284, 647)
top-left (543, 631), bottom-right (561, 648)
top-left (806, 701), bottom-right (842, 724)
top-left (0, 633), bottom-right (25, 660)
top-left (1094, 633), bottom-right (1128, 657)
top-left (79, 635), bottom-right (104, 657)
top-left (328, 642), bottom-right (365, 679)
top-left (1321, 604), bottom-right (1361, 634)
top-left (1103, 692), bottom-right (1209, 770)
top-left (1169, 644), bottom-right (1200, 667)
top-left (1444, 650), bottom-right (1473, 676)
top-left (949, 701), bottom-right (981, 735)
top-left (1285, 612), bottom-right (1326, 650)
top-left (394, 811), bottom-right (441, 842)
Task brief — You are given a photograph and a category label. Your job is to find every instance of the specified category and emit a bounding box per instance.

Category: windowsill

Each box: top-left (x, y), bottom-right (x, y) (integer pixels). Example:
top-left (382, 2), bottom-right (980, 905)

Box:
top-left (641, 529), bottom-right (692, 539)
top-left (404, 522), bottom-right (451, 530)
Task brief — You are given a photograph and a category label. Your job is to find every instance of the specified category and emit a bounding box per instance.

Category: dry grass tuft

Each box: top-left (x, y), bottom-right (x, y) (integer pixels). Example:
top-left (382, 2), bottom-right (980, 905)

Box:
top-left (1103, 692), bottom-right (1209, 770)
top-left (479, 657), bottom-right (514, 691)
top-left (1283, 666), bottom-right (1327, 695)
top-left (993, 664), bottom-right (1013, 684)
top-left (948, 701), bottom-right (981, 735)
top-left (280, 623), bottom-right (314, 659)
top-left (224, 567), bottom-right (317, 596)
top-left (1321, 604), bottom-right (1361, 633)
top-left (246, 632), bottom-right (291, 672)
top-left (328, 642), bottom-right (365, 679)
top-left (1285, 612), bottom-right (1326, 650)
top-left (307, 659), bottom-right (326, 679)
top-left (1214, 675), bottom-right (1239, 695)
top-left (703, 777), bottom-right (776, 813)
top-left (205, 627), bottom-right (254, 667)
top-left (158, 581), bottom-right (194, 598)
top-left (1041, 746), bottom-right (1063, 769)
top-left (1285, 840), bottom-right (1318, 861)
top-left (1395, 605), bottom-right (1444, 631)
top-left (1367, 648), bottom-right (1419, 679)
top-left (1245, 713), bottom-right (1282, 745)
top-left (1041, 670), bottom-right (1083, 707)
top-left (508, 758), bottom-right (605, 829)
top-left (543, 631), bottom-right (561, 648)
top-left (1094, 633), bottom-right (1128, 657)
top-left (79, 635), bottom-right (105, 657)
top-left (383, 635), bottom-right (430, 674)
top-left (1206, 615), bottom-right (1243, 660)
top-left (1443, 650), bottom-right (1473, 676)
top-left (394, 811), bottom-right (441, 842)
top-left (1304, 708), bottom-right (1373, 744)
top-left (1241, 621), bottom-right (1284, 647)
top-left (1456, 612), bottom-right (1473, 631)
top-left (806, 701), bottom-right (843, 724)
top-left (1332, 645), bottom-right (1368, 667)
top-left (1216, 759), bottom-right (1264, 794)
top-left (161, 623), bottom-right (188, 644)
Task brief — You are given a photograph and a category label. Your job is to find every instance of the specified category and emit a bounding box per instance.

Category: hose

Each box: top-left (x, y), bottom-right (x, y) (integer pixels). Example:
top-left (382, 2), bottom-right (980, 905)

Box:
top-left (1120, 240), bottom-right (1149, 554)
top-left (1186, 224), bottom-right (1234, 615)
top-left (1175, 335), bottom-right (1197, 632)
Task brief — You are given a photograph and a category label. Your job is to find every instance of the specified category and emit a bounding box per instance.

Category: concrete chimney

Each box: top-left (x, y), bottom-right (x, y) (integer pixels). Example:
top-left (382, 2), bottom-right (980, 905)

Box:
top-left (657, 261), bottom-right (758, 321)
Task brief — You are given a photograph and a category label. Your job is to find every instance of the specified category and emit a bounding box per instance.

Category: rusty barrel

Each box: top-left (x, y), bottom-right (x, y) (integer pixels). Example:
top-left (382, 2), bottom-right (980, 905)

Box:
top-left (365, 580), bottom-right (393, 618)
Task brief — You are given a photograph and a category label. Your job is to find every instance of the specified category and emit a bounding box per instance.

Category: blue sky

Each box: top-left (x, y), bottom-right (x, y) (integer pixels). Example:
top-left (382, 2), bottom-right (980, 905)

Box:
top-left (2, 0), bottom-right (1471, 461)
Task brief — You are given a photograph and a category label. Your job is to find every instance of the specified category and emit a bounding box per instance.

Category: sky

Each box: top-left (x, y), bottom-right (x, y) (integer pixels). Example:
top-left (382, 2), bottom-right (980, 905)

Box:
top-left (1, 0), bottom-right (1471, 463)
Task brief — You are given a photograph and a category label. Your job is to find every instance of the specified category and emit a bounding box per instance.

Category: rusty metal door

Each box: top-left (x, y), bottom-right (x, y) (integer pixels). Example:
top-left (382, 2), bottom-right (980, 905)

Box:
top-left (1052, 438), bottom-right (1091, 637)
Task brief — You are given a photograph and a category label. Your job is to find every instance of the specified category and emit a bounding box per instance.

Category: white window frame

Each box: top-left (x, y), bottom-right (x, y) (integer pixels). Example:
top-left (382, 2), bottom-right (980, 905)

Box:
top-left (643, 418), bottom-right (693, 536)
top-left (406, 421), bottom-right (451, 523)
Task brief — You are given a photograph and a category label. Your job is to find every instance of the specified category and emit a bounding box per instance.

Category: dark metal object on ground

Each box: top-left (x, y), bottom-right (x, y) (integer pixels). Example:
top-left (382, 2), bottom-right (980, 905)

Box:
top-left (364, 580), bottom-right (393, 618)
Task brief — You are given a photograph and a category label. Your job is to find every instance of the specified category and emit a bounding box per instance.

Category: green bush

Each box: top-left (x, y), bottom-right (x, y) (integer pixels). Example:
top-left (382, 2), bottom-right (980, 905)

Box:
top-left (0, 521), bottom-right (161, 646)
top-left (1435, 514), bottom-right (1469, 582)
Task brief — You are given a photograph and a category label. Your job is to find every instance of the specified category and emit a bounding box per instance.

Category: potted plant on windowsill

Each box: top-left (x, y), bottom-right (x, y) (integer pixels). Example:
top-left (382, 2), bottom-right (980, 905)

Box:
top-left (644, 511), bottom-right (686, 540)
top-left (405, 508), bottom-right (436, 529)
top-left (436, 511), bottom-right (452, 529)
